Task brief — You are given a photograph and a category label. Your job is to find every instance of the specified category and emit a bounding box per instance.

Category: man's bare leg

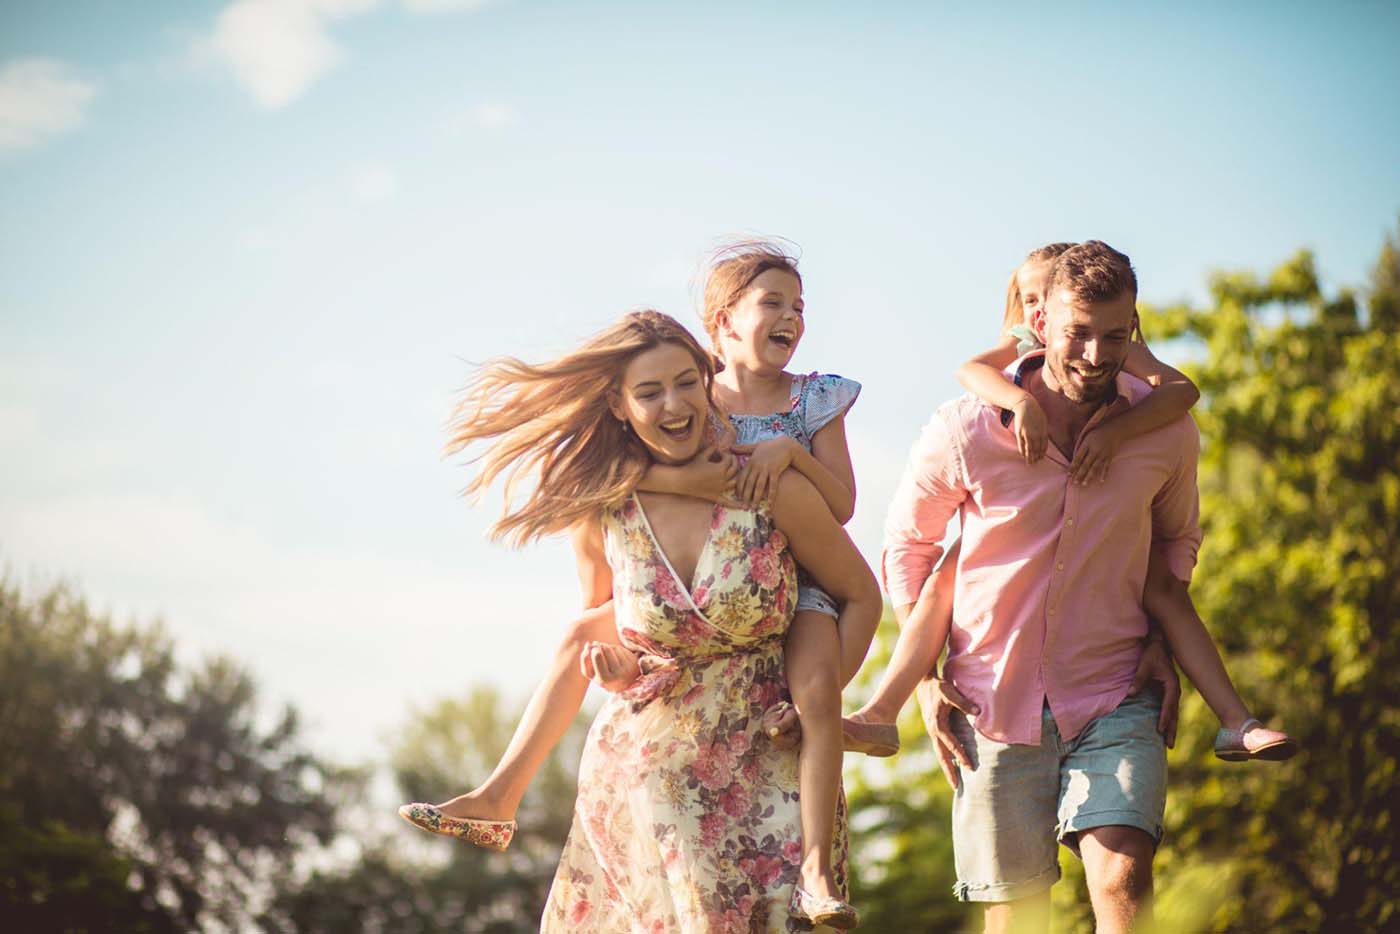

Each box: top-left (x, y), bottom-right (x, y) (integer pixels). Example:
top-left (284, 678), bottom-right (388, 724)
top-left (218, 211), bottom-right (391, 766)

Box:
top-left (1078, 825), bottom-right (1155, 933)
top-left (983, 889), bottom-right (1051, 934)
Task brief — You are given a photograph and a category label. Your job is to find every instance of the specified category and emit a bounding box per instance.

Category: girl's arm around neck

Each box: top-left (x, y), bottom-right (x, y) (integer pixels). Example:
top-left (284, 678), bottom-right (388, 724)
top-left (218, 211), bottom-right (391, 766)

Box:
top-left (956, 333), bottom-right (1031, 411)
top-left (1112, 342), bottom-right (1202, 438)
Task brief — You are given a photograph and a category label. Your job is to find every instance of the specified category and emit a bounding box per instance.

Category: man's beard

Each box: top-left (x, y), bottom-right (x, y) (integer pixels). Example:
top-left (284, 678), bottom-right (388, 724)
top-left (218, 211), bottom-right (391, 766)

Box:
top-left (1047, 355), bottom-right (1121, 404)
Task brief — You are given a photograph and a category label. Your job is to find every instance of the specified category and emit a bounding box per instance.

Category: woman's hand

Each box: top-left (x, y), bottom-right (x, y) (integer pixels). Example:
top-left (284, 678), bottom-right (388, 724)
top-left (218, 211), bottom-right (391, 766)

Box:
top-left (1069, 422), bottom-right (1123, 485)
top-left (579, 641), bottom-right (642, 693)
top-left (1010, 397), bottom-right (1049, 463)
top-left (731, 437), bottom-right (797, 505)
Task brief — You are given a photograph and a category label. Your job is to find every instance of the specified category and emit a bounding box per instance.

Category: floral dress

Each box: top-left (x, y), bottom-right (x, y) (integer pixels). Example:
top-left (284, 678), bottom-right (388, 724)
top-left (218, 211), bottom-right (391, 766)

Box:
top-left (540, 495), bottom-right (849, 933)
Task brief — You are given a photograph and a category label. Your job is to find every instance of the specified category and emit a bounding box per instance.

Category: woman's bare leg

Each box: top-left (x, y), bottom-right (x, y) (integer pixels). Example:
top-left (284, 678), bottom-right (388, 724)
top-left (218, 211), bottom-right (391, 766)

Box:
top-left (785, 610), bottom-right (844, 900)
top-left (437, 602), bottom-right (617, 820)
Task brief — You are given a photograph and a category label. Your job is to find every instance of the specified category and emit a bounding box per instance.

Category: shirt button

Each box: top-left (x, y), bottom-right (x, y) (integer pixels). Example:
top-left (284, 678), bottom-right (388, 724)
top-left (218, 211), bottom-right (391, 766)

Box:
top-left (1048, 608), bottom-right (1055, 616)
top-left (1066, 518), bottom-right (1075, 526)
top-left (1056, 562), bottom-right (1065, 571)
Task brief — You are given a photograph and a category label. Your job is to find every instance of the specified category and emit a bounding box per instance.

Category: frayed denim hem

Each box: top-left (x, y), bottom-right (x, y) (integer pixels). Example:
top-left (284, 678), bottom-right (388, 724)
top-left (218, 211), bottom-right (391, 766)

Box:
top-left (952, 863), bottom-right (1060, 903)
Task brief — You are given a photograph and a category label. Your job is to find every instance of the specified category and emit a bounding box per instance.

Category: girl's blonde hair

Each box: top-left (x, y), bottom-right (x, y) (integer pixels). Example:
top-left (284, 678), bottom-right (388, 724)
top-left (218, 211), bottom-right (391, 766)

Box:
top-left (699, 238), bottom-right (802, 357)
top-left (446, 310), bottom-right (718, 546)
top-left (1002, 241), bottom-right (1076, 334)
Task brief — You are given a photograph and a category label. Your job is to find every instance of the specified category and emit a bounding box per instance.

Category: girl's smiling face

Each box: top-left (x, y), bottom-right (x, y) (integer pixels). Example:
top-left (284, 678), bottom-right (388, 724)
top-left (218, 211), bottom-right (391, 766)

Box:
top-left (610, 342), bottom-right (710, 465)
top-left (717, 268), bottom-right (805, 371)
top-left (1015, 259), bottom-right (1054, 325)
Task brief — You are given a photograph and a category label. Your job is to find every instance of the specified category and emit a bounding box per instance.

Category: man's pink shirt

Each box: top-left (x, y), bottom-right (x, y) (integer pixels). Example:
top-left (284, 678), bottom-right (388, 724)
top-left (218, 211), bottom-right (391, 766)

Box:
top-left (881, 354), bottom-right (1202, 745)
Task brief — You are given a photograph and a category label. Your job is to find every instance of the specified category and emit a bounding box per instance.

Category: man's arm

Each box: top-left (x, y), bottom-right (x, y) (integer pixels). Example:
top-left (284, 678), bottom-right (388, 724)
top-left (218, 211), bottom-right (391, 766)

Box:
top-left (881, 408), bottom-right (968, 608)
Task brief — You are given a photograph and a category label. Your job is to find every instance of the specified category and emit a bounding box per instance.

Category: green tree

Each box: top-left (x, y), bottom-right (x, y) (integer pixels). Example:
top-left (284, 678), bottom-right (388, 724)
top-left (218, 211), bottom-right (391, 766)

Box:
top-left (262, 685), bottom-right (588, 933)
top-left (1129, 226), bottom-right (1400, 932)
top-left (0, 581), bottom-right (352, 932)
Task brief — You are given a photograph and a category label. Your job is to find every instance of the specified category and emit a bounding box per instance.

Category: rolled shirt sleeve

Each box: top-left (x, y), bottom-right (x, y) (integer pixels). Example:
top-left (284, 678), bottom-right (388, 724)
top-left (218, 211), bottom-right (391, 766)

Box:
top-left (881, 405), bottom-right (969, 607)
top-left (1151, 415), bottom-right (1204, 583)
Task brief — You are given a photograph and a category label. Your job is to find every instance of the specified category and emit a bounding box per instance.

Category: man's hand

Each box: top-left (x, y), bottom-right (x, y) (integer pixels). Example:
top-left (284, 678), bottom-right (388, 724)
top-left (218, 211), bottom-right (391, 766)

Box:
top-left (579, 641), bottom-right (642, 693)
top-left (1129, 635), bottom-right (1180, 748)
top-left (915, 676), bottom-right (981, 790)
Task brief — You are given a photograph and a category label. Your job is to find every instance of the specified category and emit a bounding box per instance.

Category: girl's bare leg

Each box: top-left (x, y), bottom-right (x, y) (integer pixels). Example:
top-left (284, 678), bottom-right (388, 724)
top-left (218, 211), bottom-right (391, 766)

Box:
top-left (1142, 550), bottom-right (1251, 730)
top-left (437, 602), bottom-right (617, 820)
top-left (849, 540), bottom-right (959, 725)
top-left (785, 610), bottom-right (844, 900)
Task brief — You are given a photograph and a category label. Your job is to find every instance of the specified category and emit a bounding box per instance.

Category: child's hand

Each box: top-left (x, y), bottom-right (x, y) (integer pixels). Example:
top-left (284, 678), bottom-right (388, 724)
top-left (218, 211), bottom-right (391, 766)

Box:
top-left (1010, 397), bottom-right (1049, 463)
top-left (1070, 423), bottom-right (1123, 485)
top-left (678, 445), bottom-right (741, 506)
top-left (579, 641), bottom-right (642, 693)
top-left (731, 437), bottom-right (796, 505)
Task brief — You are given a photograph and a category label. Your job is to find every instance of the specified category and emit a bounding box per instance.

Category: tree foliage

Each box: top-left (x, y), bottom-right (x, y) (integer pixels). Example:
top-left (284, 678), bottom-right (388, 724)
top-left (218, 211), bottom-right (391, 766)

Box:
top-left (0, 581), bottom-right (351, 932)
top-left (1131, 225), bottom-right (1400, 932)
top-left (262, 685), bottom-right (588, 933)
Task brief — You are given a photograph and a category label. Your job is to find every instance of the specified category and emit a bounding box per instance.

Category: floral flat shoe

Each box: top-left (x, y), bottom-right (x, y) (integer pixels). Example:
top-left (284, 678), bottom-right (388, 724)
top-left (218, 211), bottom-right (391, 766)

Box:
top-left (789, 885), bottom-right (859, 929)
top-left (1213, 719), bottom-right (1299, 762)
top-left (841, 717), bottom-right (900, 758)
top-left (397, 803), bottom-right (516, 851)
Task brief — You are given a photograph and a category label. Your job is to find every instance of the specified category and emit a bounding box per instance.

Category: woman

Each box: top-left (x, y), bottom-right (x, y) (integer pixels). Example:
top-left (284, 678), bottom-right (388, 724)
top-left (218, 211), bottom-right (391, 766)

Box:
top-left (434, 311), bottom-right (881, 931)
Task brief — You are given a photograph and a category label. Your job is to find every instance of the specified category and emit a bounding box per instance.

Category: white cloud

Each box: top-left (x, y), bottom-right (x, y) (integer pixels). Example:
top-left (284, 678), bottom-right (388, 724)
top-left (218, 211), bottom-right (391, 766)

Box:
top-left (472, 101), bottom-right (517, 128)
top-left (208, 0), bottom-right (379, 110)
top-left (0, 58), bottom-right (96, 152)
top-left (349, 162), bottom-right (399, 201)
top-left (206, 0), bottom-right (498, 110)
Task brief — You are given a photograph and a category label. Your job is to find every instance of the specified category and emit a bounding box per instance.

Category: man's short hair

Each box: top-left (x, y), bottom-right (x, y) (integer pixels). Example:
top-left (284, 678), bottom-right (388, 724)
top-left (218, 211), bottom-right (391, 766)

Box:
top-left (1047, 240), bottom-right (1137, 306)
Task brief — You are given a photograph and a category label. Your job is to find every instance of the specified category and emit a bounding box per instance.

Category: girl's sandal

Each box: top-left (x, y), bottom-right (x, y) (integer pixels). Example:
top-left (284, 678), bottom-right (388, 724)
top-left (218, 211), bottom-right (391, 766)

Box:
top-left (841, 717), bottom-right (900, 758)
top-left (1213, 719), bottom-right (1299, 762)
top-left (790, 885), bottom-right (859, 929)
top-left (397, 803), bottom-right (516, 851)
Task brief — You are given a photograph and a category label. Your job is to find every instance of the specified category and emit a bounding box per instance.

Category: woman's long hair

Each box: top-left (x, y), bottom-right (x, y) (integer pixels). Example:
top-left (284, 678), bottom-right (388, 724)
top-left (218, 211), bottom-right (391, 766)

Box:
top-left (446, 310), bottom-right (718, 546)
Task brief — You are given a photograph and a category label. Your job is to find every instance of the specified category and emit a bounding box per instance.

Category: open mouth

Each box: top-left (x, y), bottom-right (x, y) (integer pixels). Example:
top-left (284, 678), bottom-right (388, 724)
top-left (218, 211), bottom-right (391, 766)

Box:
top-left (658, 416), bottom-right (695, 441)
top-left (768, 329), bottom-right (797, 350)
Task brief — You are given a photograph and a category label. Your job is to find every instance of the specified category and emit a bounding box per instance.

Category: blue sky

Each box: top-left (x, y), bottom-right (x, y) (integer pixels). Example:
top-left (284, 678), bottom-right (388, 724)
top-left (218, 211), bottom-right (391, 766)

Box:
top-left (3, 0), bottom-right (1398, 764)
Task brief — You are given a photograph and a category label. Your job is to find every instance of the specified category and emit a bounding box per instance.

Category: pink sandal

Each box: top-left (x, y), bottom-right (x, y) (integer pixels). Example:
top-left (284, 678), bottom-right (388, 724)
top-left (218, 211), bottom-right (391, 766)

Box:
top-left (1213, 719), bottom-right (1298, 762)
top-left (841, 717), bottom-right (900, 758)
top-left (397, 803), bottom-right (516, 851)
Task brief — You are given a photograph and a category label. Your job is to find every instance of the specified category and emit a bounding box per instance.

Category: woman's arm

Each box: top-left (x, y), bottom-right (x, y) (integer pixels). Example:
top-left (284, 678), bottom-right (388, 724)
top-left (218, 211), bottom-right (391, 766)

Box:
top-left (771, 471), bottom-right (881, 685)
top-left (1070, 342), bottom-right (1201, 484)
top-left (570, 517), bottom-right (613, 610)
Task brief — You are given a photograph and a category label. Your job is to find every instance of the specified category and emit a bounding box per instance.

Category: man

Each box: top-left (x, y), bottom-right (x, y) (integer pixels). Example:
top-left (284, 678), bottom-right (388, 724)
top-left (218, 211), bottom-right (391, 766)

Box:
top-left (881, 241), bottom-right (1197, 932)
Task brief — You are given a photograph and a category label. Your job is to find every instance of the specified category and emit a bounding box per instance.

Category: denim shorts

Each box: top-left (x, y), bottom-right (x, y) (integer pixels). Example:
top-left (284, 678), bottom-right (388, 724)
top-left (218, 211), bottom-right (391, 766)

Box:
top-left (949, 691), bottom-right (1167, 903)
top-left (795, 584), bottom-right (839, 618)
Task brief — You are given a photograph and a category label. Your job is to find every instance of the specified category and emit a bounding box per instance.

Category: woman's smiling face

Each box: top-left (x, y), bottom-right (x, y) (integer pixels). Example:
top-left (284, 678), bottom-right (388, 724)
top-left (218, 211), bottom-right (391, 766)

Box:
top-left (611, 342), bottom-right (710, 465)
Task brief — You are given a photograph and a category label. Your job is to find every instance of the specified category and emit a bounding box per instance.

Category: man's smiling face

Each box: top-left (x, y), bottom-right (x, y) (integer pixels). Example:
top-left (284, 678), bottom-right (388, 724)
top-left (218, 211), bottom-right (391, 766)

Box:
top-left (1035, 286), bottom-right (1137, 404)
